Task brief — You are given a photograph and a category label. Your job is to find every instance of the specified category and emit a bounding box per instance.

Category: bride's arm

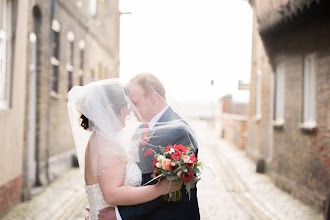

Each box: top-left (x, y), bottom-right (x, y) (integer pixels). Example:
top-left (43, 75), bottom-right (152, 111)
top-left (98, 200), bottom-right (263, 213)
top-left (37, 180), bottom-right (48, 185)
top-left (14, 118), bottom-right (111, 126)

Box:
top-left (98, 162), bottom-right (178, 206)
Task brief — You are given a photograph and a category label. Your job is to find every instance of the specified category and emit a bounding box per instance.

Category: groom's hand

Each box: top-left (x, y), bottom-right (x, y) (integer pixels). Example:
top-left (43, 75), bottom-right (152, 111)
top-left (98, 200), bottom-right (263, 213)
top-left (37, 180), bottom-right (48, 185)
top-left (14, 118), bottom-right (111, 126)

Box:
top-left (98, 207), bottom-right (116, 220)
top-left (85, 208), bottom-right (90, 220)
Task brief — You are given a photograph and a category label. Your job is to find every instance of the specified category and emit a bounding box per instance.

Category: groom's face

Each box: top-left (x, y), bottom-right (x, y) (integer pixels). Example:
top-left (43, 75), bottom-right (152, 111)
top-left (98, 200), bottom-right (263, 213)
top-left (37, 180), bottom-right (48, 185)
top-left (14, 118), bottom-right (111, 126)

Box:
top-left (128, 83), bottom-right (154, 122)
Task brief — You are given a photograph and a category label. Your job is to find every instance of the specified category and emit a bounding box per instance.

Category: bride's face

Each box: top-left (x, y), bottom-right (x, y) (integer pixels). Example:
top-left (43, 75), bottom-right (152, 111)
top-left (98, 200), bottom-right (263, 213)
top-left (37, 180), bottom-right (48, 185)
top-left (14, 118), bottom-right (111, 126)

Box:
top-left (118, 105), bottom-right (130, 127)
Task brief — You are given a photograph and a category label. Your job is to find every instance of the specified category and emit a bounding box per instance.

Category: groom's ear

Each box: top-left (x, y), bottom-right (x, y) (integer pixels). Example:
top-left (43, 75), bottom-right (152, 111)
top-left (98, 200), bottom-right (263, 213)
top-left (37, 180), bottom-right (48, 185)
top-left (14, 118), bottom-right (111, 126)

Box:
top-left (150, 92), bottom-right (157, 102)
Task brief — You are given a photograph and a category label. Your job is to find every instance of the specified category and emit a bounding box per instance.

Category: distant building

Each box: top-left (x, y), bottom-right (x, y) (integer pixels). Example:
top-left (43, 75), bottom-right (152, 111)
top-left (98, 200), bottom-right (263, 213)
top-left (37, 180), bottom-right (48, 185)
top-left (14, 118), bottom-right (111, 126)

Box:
top-left (215, 94), bottom-right (248, 150)
top-left (0, 0), bottom-right (120, 216)
top-left (247, 0), bottom-right (330, 215)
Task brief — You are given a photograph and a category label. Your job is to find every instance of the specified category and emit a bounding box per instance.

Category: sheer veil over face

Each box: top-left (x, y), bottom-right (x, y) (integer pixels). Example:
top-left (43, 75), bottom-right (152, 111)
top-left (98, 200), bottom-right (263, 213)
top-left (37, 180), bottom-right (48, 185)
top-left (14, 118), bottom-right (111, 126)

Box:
top-left (68, 76), bottom-right (200, 178)
top-left (67, 79), bottom-right (142, 177)
top-left (127, 73), bottom-right (200, 174)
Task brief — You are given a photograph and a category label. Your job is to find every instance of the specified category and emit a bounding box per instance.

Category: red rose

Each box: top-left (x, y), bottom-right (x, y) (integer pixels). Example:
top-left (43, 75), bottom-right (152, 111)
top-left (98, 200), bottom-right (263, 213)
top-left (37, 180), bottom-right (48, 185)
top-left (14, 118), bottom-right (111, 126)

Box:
top-left (180, 171), bottom-right (194, 182)
top-left (174, 144), bottom-right (188, 154)
top-left (186, 162), bottom-right (194, 169)
top-left (171, 151), bottom-right (182, 160)
top-left (165, 145), bottom-right (173, 152)
top-left (153, 170), bottom-right (161, 180)
top-left (152, 158), bottom-right (158, 168)
top-left (190, 154), bottom-right (197, 163)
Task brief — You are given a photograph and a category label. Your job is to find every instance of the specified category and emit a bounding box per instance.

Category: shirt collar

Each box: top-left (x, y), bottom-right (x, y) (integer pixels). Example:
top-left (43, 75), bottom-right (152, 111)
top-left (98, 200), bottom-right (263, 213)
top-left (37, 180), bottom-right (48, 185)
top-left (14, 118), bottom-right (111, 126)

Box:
top-left (147, 105), bottom-right (169, 129)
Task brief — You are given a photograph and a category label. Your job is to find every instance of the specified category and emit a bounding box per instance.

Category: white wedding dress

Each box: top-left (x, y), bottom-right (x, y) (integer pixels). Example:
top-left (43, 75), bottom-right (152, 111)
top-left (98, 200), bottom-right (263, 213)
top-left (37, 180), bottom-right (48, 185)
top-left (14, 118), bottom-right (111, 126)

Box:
top-left (85, 161), bottom-right (142, 220)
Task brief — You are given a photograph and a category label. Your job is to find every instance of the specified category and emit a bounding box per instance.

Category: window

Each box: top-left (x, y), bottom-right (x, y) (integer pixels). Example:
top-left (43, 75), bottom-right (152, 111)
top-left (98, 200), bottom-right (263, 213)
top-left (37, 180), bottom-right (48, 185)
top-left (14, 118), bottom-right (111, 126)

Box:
top-left (79, 40), bottom-right (85, 86)
top-left (51, 20), bottom-right (60, 93)
top-left (273, 63), bottom-right (285, 126)
top-left (0, 0), bottom-right (12, 109)
top-left (301, 54), bottom-right (316, 129)
top-left (256, 70), bottom-right (262, 120)
top-left (67, 32), bottom-right (74, 92)
top-left (89, 0), bottom-right (97, 17)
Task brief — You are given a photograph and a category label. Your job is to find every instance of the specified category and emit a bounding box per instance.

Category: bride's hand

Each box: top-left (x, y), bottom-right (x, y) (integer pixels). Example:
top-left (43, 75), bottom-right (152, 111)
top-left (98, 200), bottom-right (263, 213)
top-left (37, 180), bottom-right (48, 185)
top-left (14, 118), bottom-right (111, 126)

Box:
top-left (157, 178), bottom-right (183, 195)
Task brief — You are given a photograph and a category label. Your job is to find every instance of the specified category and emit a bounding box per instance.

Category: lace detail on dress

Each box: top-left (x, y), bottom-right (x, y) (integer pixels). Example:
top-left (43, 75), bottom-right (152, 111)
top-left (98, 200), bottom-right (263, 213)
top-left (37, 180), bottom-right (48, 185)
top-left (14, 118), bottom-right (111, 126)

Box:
top-left (124, 161), bottom-right (142, 187)
top-left (86, 183), bottom-right (114, 220)
top-left (86, 161), bottom-right (142, 220)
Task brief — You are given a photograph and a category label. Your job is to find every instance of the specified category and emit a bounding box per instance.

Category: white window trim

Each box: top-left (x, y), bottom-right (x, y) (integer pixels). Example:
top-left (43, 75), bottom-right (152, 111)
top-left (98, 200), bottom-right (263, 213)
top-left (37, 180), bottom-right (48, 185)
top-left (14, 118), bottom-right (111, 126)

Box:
top-left (89, 0), bottom-right (97, 17)
top-left (66, 31), bottom-right (75, 42)
top-left (300, 53), bottom-right (317, 130)
top-left (66, 63), bottom-right (74, 72)
top-left (51, 19), bottom-right (61, 32)
top-left (50, 57), bottom-right (60, 66)
top-left (0, 0), bottom-right (12, 110)
top-left (255, 69), bottom-right (262, 121)
top-left (78, 40), bottom-right (85, 50)
top-left (272, 63), bottom-right (285, 128)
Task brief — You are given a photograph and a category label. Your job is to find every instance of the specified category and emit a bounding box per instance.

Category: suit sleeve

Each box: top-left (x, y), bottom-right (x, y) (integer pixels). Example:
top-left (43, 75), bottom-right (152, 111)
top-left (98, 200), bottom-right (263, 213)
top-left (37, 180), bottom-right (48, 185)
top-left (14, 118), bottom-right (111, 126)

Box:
top-left (172, 126), bottom-right (199, 156)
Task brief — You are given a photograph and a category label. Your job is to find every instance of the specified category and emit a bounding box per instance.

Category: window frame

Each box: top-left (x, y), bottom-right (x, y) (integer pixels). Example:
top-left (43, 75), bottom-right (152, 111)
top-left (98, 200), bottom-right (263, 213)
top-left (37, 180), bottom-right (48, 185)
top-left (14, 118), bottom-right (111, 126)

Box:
top-left (0, 0), bottom-right (12, 110)
top-left (272, 63), bottom-right (285, 127)
top-left (255, 69), bottom-right (262, 121)
top-left (300, 53), bottom-right (317, 130)
top-left (50, 19), bottom-right (61, 94)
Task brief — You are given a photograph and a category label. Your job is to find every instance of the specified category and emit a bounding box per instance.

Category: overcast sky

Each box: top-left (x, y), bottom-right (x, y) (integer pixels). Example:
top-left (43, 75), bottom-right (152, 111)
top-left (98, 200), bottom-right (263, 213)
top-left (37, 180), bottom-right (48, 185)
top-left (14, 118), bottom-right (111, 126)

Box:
top-left (119, 0), bottom-right (252, 104)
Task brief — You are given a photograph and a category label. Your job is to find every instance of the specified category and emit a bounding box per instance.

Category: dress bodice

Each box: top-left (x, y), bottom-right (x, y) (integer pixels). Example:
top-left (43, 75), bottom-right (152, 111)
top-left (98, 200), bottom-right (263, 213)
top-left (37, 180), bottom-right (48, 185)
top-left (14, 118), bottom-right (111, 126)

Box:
top-left (86, 161), bottom-right (142, 220)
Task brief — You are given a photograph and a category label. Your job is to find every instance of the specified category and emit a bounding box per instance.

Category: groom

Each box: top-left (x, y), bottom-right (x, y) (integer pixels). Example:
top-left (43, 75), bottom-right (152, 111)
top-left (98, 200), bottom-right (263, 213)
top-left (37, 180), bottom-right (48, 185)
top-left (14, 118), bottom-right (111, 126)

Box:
top-left (101, 73), bottom-right (200, 220)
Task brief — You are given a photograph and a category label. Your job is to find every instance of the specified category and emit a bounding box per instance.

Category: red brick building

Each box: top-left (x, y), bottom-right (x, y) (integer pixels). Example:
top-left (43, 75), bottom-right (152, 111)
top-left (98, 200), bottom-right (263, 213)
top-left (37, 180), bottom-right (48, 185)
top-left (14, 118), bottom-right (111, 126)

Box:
top-left (247, 0), bottom-right (330, 216)
top-left (215, 95), bottom-right (248, 150)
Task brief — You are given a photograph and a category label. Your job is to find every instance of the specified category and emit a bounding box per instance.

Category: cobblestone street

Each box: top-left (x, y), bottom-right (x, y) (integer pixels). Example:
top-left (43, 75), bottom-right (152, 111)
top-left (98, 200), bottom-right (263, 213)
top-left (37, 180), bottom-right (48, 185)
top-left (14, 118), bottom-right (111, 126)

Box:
top-left (195, 121), bottom-right (323, 220)
top-left (3, 121), bottom-right (323, 220)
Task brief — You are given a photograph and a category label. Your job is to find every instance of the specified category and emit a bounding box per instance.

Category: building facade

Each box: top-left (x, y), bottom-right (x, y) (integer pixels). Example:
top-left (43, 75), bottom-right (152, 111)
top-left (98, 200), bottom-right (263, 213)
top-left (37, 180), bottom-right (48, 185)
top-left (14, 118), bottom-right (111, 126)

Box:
top-left (215, 95), bottom-right (248, 150)
top-left (247, 0), bottom-right (330, 215)
top-left (1, 0), bottom-right (120, 216)
top-left (0, 0), bottom-right (30, 215)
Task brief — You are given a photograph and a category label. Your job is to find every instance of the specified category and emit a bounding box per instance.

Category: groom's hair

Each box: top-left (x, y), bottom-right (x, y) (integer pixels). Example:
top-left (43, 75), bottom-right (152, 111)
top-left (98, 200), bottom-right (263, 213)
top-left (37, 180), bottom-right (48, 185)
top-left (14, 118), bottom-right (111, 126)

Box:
top-left (130, 73), bottom-right (166, 100)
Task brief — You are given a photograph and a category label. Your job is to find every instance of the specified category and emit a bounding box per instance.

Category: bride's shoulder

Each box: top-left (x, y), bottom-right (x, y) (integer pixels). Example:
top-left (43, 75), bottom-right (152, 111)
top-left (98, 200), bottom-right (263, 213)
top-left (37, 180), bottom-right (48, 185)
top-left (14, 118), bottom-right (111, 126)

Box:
top-left (88, 131), bottom-right (100, 147)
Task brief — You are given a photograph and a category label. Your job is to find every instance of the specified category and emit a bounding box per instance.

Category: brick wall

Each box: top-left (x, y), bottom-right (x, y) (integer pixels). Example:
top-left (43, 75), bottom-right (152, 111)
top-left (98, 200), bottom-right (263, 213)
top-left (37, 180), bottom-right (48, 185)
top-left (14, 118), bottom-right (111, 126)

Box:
top-left (264, 15), bottom-right (330, 211)
top-left (219, 114), bottom-right (248, 150)
top-left (24, 0), bottom-right (120, 186)
top-left (249, 0), bottom-right (330, 212)
top-left (246, 9), bottom-right (273, 162)
top-left (0, 176), bottom-right (22, 217)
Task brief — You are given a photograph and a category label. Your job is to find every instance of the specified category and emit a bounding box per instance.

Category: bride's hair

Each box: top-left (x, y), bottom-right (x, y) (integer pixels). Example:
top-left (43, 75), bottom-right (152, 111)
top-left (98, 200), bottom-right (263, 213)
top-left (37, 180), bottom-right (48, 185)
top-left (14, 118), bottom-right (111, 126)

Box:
top-left (80, 114), bottom-right (90, 130)
top-left (80, 83), bottom-right (127, 130)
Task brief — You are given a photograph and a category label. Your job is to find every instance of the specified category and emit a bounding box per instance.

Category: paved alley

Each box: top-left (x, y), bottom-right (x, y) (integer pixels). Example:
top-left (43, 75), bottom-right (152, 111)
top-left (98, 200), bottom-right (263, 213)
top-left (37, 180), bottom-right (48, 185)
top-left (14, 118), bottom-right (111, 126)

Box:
top-left (3, 120), bottom-right (324, 220)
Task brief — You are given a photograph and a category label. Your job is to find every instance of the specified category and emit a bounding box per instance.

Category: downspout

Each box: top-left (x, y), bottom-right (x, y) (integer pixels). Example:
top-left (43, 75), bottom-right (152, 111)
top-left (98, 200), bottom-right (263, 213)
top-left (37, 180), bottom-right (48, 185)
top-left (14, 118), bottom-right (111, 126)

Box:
top-left (45, 0), bottom-right (56, 184)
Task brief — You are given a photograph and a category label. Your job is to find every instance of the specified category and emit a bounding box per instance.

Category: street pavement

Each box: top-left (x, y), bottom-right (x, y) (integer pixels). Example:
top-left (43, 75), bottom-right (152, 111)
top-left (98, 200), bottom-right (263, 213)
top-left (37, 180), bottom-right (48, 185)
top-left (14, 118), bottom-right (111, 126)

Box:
top-left (3, 120), bottom-right (324, 220)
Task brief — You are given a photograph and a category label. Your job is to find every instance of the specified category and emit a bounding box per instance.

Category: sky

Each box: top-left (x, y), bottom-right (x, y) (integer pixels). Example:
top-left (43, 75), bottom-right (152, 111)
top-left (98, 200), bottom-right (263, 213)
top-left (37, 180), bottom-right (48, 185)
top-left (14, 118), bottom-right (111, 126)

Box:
top-left (119, 0), bottom-right (252, 104)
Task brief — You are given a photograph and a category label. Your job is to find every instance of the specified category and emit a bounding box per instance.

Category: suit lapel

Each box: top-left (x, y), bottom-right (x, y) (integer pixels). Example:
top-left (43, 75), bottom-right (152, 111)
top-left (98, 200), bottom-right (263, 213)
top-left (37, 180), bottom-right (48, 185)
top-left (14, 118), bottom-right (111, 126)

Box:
top-left (156, 106), bottom-right (174, 124)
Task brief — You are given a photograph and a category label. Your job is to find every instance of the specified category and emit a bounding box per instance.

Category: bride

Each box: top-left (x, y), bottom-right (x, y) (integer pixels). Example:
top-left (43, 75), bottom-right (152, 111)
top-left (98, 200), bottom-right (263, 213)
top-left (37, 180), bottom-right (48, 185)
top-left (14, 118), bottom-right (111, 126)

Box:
top-left (67, 79), bottom-right (181, 220)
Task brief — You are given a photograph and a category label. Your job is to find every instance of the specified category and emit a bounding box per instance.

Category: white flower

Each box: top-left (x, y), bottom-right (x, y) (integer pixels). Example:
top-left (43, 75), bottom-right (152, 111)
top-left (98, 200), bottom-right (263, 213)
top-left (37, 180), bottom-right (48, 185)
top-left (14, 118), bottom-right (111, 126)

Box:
top-left (171, 162), bottom-right (176, 166)
top-left (177, 171), bottom-right (182, 177)
top-left (183, 155), bottom-right (190, 163)
top-left (156, 162), bottom-right (162, 168)
top-left (158, 155), bottom-right (164, 161)
top-left (170, 148), bottom-right (175, 153)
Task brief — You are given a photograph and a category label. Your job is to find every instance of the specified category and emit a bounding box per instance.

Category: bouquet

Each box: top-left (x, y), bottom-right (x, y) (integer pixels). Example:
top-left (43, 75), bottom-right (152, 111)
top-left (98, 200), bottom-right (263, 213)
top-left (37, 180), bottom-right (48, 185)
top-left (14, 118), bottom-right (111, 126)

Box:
top-left (151, 144), bottom-right (202, 202)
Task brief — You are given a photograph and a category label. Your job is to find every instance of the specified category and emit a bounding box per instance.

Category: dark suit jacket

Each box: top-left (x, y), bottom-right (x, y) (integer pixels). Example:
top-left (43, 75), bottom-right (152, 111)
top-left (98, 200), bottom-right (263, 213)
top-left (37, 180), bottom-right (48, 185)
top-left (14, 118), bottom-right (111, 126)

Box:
top-left (118, 107), bottom-right (200, 220)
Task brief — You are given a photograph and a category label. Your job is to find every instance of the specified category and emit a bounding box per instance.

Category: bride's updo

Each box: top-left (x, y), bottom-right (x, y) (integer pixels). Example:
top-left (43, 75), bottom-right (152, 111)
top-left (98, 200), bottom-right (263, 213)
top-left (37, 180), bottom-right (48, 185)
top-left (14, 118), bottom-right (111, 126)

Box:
top-left (80, 83), bottom-right (127, 130)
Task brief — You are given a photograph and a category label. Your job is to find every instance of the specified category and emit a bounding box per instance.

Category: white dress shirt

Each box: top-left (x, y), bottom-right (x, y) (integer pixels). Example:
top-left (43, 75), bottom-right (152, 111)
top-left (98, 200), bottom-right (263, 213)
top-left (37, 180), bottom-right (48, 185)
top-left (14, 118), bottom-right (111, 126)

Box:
top-left (147, 105), bottom-right (169, 129)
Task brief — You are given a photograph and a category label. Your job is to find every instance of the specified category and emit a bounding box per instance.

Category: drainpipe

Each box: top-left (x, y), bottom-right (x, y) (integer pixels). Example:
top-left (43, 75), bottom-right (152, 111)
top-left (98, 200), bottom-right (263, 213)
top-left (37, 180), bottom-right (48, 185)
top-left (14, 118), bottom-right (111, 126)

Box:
top-left (45, 0), bottom-right (56, 184)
